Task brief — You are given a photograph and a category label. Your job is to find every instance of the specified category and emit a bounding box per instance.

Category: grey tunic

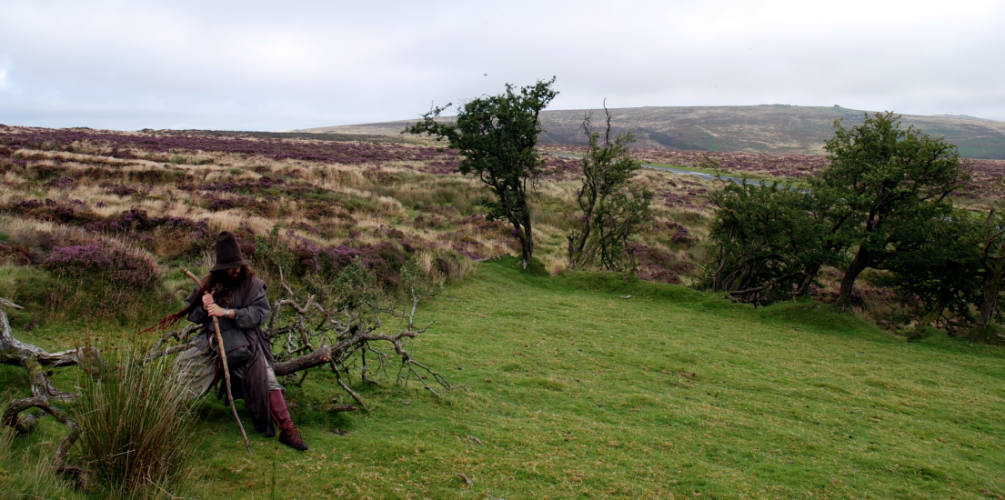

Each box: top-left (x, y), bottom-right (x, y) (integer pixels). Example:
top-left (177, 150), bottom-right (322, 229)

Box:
top-left (174, 276), bottom-right (282, 435)
top-left (185, 278), bottom-right (271, 354)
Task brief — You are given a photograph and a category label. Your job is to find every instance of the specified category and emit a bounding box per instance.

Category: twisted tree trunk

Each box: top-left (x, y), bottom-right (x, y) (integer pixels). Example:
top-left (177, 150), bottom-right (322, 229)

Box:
top-left (1, 298), bottom-right (86, 485)
top-left (838, 247), bottom-right (872, 308)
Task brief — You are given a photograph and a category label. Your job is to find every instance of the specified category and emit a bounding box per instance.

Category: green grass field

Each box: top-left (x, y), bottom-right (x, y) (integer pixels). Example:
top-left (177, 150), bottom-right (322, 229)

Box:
top-left (3, 257), bottom-right (1004, 498)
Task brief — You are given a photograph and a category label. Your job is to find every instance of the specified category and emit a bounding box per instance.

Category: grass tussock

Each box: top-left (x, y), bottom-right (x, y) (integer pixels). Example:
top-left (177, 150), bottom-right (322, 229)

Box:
top-left (73, 351), bottom-right (197, 498)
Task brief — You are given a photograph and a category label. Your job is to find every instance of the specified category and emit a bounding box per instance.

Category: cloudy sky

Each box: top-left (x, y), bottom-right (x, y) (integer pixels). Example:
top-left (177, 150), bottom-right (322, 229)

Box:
top-left (2, 0), bottom-right (1003, 131)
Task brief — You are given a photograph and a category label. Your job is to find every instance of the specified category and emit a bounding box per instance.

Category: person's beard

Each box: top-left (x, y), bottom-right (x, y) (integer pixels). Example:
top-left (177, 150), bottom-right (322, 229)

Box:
top-left (216, 268), bottom-right (244, 290)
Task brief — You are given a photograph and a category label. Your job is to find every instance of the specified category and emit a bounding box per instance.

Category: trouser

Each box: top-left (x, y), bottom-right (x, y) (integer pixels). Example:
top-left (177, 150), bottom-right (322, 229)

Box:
top-left (173, 341), bottom-right (282, 400)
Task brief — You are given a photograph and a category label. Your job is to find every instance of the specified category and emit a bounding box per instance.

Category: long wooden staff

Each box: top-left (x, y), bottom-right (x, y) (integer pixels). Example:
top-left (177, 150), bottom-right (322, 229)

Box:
top-left (184, 269), bottom-right (251, 453)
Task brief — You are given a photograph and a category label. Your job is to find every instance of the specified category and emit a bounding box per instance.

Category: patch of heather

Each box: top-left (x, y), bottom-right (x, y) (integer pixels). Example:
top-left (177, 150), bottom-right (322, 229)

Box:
top-left (5, 198), bottom-right (98, 225)
top-left (545, 145), bottom-right (1003, 203)
top-left (85, 208), bottom-right (208, 236)
top-left (43, 176), bottom-right (75, 189)
top-left (413, 214), bottom-right (449, 230)
top-left (43, 241), bottom-right (159, 289)
top-left (365, 166), bottom-right (402, 185)
top-left (46, 243), bottom-right (112, 266)
top-left (660, 191), bottom-right (689, 207)
top-left (457, 213), bottom-right (507, 233)
top-left (649, 180), bottom-right (712, 210)
top-left (282, 231), bottom-right (411, 287)
top-left (542, 144), bottom-right (831, 179)
top-left (202, 193), bottom-right (236, 212)
top-left (0, 240), bottom-right (32, 266)
top-left (666, 221), bottom-right (696, 247)
top-left (629, 243), bottom-right (691, 284)
top-left (450, 239), bottom-right (489, 260)
top-left (0, 154), bottom-right (30, 172)
top-left (82, 209), bottom-right (213, 258)
top-left (400, 235), bottom-right (434, 254)
top-left (960, 159), bottom-right (1005, 201)
top-left (380, 225), bottom-right (406, 240)
top-left (102, 183), bottom-right (138, 197)
top-left (538, 155), bottom-right (581, 180)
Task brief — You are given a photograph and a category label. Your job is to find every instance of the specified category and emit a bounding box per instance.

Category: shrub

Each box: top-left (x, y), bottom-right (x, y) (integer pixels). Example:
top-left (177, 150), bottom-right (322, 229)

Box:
top-left (73, 352), bottom-right (196, 497)
top-left (705, 181), bottom-right (831, 304)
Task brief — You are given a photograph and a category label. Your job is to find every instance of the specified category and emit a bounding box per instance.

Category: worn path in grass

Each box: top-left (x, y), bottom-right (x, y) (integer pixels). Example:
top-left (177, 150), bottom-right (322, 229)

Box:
top-left (175, 258), bottom-right (1005, 499)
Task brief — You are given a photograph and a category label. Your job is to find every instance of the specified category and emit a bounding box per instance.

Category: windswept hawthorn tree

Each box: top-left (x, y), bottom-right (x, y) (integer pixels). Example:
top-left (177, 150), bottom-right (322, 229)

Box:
top-left (406, 78), bottom-right (558, 269)
top-left (707, 112), bottom-right (969, 313)
top-left (814, 112), bottom-right (967, 306)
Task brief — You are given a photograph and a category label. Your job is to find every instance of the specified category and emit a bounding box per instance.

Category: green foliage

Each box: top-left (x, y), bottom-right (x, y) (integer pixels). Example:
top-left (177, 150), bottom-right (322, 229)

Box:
top-left (706, 112), bottom-right (979, 328)
top-left (73, 351), bottom-right (197, 497)
top-left (879, 210), bottom-right (982, 329)
top-left (968, 324), bottom-right (1005, 344)
top-left (706, 180), bottom-right (833, 304)
top-left (598, 187), bottom-right (652, 270)
top-left (974, 207), bottom-right (1005, 329)
top-left (323, 258), bottom-right (380, 314)
top-left (813, 112), bottom-right (966, 305)
top-left (568, 107), bottom-right (653, 272)
top-left (406, 78), bottom-right (558, 268)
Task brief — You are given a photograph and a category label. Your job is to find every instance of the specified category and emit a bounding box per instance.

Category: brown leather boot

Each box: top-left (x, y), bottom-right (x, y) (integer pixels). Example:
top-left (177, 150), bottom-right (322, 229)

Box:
top-left (268, 390), bottom-right (307, 451)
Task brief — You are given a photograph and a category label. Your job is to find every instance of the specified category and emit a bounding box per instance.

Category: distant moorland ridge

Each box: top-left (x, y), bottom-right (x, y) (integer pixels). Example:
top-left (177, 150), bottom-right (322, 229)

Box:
top-left (304, 104), bottom-right (1005, 159)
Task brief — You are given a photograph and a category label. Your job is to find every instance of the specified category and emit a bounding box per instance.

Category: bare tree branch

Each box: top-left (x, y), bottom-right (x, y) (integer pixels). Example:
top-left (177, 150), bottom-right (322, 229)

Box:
top-left (1, 299), bottom-right (83, 483)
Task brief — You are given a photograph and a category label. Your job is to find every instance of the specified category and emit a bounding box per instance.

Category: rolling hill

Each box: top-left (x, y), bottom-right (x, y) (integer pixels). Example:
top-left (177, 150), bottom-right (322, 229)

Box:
top-left (305, 104), bottom-right (1005, 159)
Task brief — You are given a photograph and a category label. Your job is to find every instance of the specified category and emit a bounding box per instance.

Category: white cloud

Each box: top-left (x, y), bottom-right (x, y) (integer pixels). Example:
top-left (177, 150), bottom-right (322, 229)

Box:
top-left (1, 0), bottom-right (1004, 129)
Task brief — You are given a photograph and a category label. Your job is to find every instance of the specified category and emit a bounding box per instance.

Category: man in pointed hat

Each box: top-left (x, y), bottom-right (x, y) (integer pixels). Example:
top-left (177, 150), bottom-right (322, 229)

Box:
top-left (174, 231), bottom-right (307, 451)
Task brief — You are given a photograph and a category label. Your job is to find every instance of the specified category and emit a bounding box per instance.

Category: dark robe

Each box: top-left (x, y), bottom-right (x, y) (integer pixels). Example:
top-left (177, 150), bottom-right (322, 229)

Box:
top-left (186, 276), bottom-right (276, 436)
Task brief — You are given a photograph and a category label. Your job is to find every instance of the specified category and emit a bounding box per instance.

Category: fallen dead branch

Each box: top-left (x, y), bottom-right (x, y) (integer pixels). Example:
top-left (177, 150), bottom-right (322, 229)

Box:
top-left (0, 298), bottom-right (86, 483)
top-left (263, 261), bottom-right (450, 408)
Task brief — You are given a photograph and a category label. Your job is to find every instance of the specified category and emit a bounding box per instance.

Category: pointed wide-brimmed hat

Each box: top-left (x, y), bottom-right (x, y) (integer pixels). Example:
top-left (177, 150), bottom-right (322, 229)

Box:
top-left (211, 231), bottom-right (249, 271)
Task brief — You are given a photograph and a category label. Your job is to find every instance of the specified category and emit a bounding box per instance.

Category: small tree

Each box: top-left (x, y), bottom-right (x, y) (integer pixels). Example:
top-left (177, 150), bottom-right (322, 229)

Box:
top-left (596, 187), bottom-right (652, 271)
top-left (567, 106), bottom-right (651, 271)
top-left (813, 112), bottom-right (967, 306)
top-left (406, 78), bottom-right (558, 269)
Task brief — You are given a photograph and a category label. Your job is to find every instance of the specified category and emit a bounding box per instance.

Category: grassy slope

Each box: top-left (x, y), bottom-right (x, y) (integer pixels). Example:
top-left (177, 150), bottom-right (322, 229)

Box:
top-left (144, 258), bottom-right (1003, 498)
top-left (2, 258), bottom-right (1003, 498)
